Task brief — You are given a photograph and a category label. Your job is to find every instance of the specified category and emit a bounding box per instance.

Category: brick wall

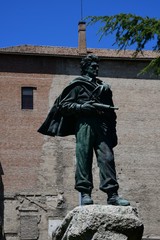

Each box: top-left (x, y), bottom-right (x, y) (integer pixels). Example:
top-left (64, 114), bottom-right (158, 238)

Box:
top-left (0, 72), bottom-right (53, 193)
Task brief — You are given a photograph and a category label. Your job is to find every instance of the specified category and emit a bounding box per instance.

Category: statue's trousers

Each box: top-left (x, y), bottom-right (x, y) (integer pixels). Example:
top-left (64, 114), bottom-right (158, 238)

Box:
top-left (75, 117), bottom-right (119, 194)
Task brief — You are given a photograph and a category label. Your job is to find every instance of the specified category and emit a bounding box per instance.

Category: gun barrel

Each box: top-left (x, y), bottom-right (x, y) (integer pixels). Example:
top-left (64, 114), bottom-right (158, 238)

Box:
top-left (92, 103), bottom-right (119, 110)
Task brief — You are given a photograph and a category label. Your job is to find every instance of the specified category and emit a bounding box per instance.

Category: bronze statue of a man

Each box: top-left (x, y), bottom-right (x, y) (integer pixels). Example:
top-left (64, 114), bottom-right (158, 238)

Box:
top-left (38, 54), bottom-right (130, 206)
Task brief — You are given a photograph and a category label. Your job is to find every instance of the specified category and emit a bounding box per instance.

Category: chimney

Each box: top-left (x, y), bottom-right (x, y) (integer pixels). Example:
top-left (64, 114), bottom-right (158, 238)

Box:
top-left (78, 21), bottom-right (87, 55)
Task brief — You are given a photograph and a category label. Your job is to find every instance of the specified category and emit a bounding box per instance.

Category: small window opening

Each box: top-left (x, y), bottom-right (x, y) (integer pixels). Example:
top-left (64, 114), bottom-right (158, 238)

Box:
top-left (21, 87), bottom-right (36, 109)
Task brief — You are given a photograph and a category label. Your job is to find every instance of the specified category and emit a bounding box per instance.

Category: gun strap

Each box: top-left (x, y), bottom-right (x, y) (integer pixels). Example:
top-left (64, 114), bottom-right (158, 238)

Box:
top-left (81, 84), bottom-right (103, 103)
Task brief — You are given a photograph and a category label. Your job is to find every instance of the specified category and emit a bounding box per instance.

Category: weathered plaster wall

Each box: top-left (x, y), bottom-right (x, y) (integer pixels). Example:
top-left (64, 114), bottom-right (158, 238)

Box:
top-left (39, 74), bottom-right (160, 237)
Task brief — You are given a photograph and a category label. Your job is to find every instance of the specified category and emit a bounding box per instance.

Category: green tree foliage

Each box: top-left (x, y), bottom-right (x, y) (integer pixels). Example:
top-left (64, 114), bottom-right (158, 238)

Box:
top-left (86, 14), bottom-right (160, 76)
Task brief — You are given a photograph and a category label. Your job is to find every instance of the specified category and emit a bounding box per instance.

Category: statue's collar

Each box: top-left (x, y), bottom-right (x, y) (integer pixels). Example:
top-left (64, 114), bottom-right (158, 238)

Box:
top-left (83, 75), bottom-right (92, 81)
top-left (82, 75), bottom-right (99, 84)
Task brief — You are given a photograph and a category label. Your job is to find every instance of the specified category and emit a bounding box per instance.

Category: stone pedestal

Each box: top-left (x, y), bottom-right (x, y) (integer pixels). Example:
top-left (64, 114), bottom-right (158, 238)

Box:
top-left (52, 205), bottom-right (144, 240)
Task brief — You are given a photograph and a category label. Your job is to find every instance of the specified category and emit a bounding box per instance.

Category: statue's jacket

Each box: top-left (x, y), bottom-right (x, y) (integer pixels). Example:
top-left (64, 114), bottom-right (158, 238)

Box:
top-left (38, 76), bottom-right (117, 147)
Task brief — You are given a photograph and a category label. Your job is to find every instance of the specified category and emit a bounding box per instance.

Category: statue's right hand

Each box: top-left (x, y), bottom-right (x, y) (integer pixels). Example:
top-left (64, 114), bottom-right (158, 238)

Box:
top-left (80, 101), bottom-right (96, 113)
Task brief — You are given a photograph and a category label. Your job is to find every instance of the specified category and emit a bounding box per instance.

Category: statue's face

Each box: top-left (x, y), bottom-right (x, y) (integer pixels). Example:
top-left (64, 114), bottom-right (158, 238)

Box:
top-left (85, 62), bottom-right (99, 78)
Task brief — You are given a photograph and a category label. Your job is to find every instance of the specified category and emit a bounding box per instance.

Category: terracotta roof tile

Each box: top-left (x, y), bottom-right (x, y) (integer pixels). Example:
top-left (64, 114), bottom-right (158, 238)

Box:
top-left (0, 44), bottom-right (159, 59)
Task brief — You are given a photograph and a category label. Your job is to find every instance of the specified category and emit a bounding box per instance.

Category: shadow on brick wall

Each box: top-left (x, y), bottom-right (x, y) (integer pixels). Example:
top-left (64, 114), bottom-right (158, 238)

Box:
top-left (0, 162), bottom-right (6, 240)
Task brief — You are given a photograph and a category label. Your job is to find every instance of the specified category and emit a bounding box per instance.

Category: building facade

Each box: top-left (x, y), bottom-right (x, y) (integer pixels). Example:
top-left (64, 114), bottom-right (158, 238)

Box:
top-left (0, 24), bottom-right (160, 240)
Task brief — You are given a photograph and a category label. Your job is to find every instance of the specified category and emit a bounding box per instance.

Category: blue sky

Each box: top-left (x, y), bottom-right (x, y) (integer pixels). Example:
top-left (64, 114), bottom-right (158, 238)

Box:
top-left (0, 0), bottom-right (160, 50)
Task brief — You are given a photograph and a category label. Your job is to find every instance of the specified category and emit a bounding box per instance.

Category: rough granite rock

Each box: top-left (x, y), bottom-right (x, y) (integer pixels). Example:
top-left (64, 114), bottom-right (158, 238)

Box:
top-left (52, 205), bottom-right (144, 240)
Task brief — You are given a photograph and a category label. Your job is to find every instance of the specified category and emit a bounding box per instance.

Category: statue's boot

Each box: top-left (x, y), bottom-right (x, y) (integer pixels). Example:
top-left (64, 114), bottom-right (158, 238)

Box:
top-left (107, 192), bottom-right (130, 206)
top-left (81, 192), bottom-right (94, 205)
